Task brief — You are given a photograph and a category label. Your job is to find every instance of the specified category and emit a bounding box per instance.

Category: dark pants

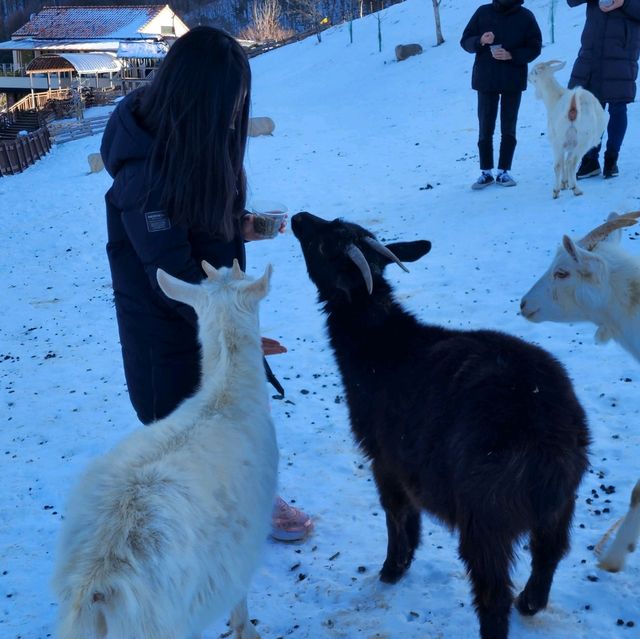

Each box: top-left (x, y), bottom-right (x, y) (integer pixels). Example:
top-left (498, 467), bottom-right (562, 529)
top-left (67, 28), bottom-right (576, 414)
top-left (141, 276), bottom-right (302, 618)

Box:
top-left (585, 101), bottom-right (628, 160)
top-left (477, 91), bottom-right (522, 171)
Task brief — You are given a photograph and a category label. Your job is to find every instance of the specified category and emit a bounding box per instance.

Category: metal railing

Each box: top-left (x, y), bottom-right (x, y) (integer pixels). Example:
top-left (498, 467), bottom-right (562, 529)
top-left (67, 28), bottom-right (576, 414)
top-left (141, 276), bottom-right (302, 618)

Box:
top-left (0, 63), bottom-right (26, 77)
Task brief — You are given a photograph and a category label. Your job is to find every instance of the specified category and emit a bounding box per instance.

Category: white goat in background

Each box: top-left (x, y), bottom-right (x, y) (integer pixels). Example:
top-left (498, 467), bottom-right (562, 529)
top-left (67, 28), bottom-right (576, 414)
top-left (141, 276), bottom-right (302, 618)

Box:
top-left (53, 260), bottom-right (278, 639)
top-left (520, 211), bottom-right (640, 572)
top-left (528, 60), bottom-right (608, 199)
top-left (597, 481), bottom-right (640, 572)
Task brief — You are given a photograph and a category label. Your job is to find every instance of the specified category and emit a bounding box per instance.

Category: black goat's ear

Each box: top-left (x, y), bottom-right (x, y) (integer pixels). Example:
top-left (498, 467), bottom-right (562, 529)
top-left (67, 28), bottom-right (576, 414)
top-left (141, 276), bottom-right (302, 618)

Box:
top-left (385, 240), bottom-right (431, 263)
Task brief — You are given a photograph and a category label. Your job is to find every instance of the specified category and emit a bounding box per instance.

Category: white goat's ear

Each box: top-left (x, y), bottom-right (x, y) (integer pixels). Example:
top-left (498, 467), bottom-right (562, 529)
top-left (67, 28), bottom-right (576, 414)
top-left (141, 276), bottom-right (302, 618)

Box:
top-left (562, 235), bottom-right (583, 263)
top-left (563, 236), bottom-right (604, 279)
top-left (156, 268), bottom-right (201, 308)
top-left (245, 263), bottom-right (272, 300)
top-left (231, 258), bottom-right (245, 280)
top-left (201, 260), bottom-right (220, 280)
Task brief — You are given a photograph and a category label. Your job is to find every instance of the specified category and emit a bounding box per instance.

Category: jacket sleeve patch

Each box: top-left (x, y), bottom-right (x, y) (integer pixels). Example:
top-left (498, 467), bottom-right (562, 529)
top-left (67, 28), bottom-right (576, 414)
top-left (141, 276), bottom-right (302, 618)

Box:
top-left (145, 210), bottom-right (171, 232)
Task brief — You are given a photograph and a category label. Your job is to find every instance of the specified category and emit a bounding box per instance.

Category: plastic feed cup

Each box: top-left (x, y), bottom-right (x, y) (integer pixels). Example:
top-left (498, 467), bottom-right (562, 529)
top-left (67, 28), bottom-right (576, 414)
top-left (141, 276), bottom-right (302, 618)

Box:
top-left (251, 201), bottom-right (287, 239)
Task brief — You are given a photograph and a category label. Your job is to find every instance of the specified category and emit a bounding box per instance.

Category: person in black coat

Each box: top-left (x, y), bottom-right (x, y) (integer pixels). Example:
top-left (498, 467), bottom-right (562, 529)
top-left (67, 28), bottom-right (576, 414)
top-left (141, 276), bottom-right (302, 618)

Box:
top-left (568, 0), bottom-right (640, 178)
top-left (101, 26), bottom-right (312, 542)
top-left (461, 0), bottom-right (542, 189)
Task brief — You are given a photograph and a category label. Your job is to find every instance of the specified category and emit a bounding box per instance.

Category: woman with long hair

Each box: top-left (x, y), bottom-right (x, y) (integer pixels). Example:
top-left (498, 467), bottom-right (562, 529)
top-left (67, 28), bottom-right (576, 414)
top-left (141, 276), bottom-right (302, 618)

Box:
top-left (101, 26), bottom-right (312, 541)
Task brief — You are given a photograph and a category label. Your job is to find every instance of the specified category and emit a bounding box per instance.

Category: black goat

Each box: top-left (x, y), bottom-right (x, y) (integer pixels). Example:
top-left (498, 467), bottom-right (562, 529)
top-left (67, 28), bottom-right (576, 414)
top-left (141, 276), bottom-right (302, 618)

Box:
top-left (291, 212), bottom-right (590, 639)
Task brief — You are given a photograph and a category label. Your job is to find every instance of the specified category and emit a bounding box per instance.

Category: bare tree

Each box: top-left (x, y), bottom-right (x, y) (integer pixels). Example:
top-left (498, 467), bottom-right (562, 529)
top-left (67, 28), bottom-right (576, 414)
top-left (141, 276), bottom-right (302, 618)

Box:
top-left (432, 0), bottom-right (444, 46)
top-left (239, 0), bottom-right (294, 41)
top-left (291, 0), bottom-right (325, 43)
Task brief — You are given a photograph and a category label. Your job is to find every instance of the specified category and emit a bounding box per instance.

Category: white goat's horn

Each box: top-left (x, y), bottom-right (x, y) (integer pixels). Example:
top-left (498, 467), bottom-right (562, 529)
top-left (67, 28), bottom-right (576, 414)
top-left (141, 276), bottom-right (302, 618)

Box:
top-left (578, 211), bottom-right (640, 251)
top-left (346, 244), bottom-right (373, 294)
top-left (363, 236), bottom-right (410, 272)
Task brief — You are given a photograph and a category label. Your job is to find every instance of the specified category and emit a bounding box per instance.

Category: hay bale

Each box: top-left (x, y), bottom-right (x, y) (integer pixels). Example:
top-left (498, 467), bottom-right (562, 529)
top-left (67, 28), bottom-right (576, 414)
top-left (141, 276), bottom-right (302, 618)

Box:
top-left (248, 117), bottom-right (275, 137)
top-left (87, 152), bottom-right (104, 173)
top-left (395, 43), bottom-right (423, 62)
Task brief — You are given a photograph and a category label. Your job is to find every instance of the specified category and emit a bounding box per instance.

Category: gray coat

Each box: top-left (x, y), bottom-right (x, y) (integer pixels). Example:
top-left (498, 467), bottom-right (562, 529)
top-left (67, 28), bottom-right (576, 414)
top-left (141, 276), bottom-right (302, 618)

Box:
top-left (567, 0), bottom-right (640, 103)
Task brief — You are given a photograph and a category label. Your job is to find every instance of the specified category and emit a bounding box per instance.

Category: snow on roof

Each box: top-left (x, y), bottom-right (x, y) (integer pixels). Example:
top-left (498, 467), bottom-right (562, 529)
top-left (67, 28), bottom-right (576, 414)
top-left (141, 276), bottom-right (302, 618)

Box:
top-left (0, 39), bottom-right (120, 52)
top-left (116, 40), bottom-right (168, 59)
top-left (26, 52), bottom-right (122, 74)
top-left (12, 5), bottom-right (173, 40)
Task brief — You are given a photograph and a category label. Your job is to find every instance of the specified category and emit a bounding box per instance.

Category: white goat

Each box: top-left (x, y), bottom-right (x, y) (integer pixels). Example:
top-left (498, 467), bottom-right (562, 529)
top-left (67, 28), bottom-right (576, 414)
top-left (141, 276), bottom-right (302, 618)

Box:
top-left (528, 60), bottom-right (608, 199)
top-left (520, 211), bottom-right (640, 572)
top-left (598, 480), bottom-right (640, 573)
top-left (52, 260), bottom-right (278, 639)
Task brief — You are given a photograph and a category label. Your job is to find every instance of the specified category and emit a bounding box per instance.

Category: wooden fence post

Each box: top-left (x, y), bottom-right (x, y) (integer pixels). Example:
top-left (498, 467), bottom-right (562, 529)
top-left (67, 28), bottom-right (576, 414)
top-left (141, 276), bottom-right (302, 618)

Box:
top-left (0, 125), bottom-right (52, 176)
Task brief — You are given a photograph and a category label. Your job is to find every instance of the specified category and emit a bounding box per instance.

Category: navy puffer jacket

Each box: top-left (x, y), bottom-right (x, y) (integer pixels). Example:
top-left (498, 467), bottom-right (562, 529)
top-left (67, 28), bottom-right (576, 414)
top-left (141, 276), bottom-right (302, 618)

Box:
top-left (567, 0), bottom-right (640, 103)
top-left (101, 90), bottom-right (246, 424)
top-left (461, 0), bottom-right (542, 93)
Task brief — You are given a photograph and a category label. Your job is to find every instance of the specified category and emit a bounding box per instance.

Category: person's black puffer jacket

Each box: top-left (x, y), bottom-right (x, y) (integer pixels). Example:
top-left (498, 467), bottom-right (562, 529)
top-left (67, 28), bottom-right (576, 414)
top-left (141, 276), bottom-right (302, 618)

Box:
top-left (101, 89), bottom-right (246, 424)
top-left (460, 0), bottom-right (542, 92)
top-left (567, 0), bottom-right (640, 103)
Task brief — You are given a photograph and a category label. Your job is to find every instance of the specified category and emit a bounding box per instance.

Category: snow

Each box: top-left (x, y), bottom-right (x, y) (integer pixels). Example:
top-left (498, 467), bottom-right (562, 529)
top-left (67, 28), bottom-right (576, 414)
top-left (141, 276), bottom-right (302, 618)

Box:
top-left (1, 1), bottom-right (639, 637)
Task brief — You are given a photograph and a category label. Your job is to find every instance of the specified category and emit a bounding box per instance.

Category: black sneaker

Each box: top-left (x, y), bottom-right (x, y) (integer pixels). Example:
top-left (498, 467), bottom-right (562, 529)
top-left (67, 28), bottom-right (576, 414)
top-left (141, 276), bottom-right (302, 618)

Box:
top-left (495, 170), bottom-right (517, 187)
top-left (576, 156), bottom-right (601, 179)
top-left (471, 172), bottom-right (494, 190)
top-left (603, 151), bottom-right (619, 179)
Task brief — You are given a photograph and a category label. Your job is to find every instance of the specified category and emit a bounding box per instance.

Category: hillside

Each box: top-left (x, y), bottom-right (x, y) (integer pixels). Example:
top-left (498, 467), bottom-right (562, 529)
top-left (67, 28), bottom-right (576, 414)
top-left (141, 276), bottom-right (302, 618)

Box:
top-left (1, 1), bottom-right (639, 638)
top-left (0, 0), bottom-right (389, 43)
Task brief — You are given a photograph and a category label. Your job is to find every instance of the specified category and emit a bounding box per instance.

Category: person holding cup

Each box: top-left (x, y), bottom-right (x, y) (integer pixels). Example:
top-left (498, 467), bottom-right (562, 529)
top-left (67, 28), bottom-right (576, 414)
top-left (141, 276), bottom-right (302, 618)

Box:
top-left (101, 26), bottom-right (312, 542)
top-left (460, 0), bottom-right (542, 189)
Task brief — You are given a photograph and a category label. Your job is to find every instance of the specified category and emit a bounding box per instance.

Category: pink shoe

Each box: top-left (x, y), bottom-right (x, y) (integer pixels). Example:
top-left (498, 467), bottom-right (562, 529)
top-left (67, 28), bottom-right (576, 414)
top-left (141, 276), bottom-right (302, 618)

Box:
top-left (271, 496), bottom-right (313, 542)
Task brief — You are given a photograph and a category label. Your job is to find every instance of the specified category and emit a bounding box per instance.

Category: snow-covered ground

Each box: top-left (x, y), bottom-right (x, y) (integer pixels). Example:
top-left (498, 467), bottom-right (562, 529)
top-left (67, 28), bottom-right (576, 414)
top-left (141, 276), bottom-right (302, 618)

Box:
top-left (1, 1), bottom-right (639, 637)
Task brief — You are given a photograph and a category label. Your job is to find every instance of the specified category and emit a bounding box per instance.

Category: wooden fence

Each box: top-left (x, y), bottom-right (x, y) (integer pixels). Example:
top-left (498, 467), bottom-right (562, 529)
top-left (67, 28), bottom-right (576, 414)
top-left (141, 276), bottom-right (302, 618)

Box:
top-left (0, 126), bottom-right (52, 176)
top-left (245, 26), bottom-right (331, 58)
top-left (48, 113), bottom-right (111, 145)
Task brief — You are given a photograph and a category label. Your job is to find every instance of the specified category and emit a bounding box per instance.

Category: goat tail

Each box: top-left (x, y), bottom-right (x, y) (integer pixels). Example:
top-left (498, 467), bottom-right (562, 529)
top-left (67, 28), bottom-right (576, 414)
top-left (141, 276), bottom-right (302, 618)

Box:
top-left (57, 587), bottom-right (111, 639)
top-left (57, 578), bottom-right (162, 639)
top-left (567, 92), bottom-right (578, 122)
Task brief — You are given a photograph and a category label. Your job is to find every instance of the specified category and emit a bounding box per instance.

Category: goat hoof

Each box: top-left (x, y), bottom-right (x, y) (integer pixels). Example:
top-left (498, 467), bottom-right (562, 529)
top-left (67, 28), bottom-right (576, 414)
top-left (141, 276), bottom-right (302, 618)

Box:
top-left (379, 562), bottom-right (406, 584)
top-left (552, 190), bottom-right (560, 199)
top-left (515, 590), bottom-right (545, 617)
top-left (572, 188), bottom-right (583, 196)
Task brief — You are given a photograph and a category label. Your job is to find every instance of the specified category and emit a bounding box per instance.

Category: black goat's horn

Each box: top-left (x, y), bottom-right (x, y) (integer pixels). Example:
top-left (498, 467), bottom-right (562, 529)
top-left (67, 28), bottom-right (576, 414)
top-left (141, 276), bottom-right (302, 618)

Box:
top-left (346, 244), bottom-right (373, 294)
top-left (363, 237), bottom-right (409, 272)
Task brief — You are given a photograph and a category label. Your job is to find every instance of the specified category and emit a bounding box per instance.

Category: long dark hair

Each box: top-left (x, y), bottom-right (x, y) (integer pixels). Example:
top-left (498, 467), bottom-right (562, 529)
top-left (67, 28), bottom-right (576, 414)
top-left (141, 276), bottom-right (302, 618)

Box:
top-left (138, 26), bottom-right (251, 241)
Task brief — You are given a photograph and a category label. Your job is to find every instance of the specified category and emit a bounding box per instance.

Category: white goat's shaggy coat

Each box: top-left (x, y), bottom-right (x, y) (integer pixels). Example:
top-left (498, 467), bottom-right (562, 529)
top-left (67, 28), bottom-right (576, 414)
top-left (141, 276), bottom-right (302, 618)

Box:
top-left (521, 213), bottom-right (640, 572)
top-left (528, 61), bottom-right (608, 198)
top-left (52, 260), bottom-right (278, 639)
